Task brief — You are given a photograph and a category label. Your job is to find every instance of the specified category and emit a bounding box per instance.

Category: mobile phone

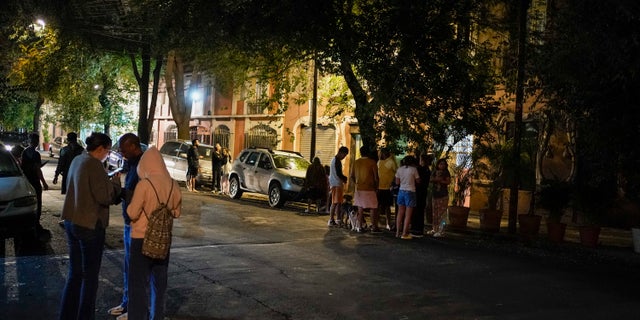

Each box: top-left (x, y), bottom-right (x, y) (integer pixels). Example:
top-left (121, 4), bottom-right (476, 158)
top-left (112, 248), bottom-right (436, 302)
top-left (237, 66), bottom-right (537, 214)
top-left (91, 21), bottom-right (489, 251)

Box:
top-left (108, 167), bottom-right (124, 177)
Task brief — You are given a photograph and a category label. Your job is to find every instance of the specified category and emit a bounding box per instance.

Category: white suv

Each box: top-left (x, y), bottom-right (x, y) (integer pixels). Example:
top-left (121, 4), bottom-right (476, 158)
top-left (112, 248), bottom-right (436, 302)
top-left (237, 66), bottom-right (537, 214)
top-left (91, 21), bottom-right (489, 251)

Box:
top-left (159, 139), bottom-right (214, 187)
top-left (229, 148), bottom-right (310, 207)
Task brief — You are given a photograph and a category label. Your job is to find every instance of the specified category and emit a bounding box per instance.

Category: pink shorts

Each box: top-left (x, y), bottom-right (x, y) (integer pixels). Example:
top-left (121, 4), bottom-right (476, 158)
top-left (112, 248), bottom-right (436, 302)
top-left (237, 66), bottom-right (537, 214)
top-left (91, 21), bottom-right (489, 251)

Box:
top-left (354, 190), bottom-right (378, 209)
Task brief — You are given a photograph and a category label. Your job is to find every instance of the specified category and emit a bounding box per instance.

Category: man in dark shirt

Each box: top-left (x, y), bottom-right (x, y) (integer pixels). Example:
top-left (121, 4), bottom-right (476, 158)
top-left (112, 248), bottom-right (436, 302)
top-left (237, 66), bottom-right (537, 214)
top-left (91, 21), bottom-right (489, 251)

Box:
top-left (107, 133), bottom-right (144, 319)
top-left (211, 143), bottom-right (223, 193)
top-left (20, 133), bottom-right (49, 233)
top-left (186, 139), bottom-right (201, 192)
top-left (53, 132), bottom-right (84, 194)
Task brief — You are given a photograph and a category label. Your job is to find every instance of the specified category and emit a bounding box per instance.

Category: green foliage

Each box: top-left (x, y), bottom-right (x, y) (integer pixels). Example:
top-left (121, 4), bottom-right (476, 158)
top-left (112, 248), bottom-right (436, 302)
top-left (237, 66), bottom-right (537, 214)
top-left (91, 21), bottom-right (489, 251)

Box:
top-left (535, 1), bottom-right (639, 223)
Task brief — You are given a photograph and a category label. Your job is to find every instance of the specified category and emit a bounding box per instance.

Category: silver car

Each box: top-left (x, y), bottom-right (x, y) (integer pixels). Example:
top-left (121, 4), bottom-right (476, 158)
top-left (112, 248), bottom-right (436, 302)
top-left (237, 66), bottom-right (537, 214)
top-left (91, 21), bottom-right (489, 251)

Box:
top-left (229, 148), bottom-right (310, 207)
top-left (0, 148), bottom-right (38, 239)
top-left (159, 139), bottom-right (214, 187)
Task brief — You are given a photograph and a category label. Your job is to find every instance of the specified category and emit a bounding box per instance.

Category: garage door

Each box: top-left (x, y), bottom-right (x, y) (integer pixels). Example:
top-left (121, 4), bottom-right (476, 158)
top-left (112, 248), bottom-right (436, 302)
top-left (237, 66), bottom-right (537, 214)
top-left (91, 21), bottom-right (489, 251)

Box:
top-left (300, 125), bottom-right (336, 165)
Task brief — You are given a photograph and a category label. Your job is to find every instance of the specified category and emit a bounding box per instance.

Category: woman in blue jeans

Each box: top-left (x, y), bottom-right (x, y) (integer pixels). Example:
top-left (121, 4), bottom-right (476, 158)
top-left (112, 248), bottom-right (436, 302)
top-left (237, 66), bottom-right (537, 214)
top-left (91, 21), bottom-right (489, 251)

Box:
top-left (59, 132), bottom-right (121, 320)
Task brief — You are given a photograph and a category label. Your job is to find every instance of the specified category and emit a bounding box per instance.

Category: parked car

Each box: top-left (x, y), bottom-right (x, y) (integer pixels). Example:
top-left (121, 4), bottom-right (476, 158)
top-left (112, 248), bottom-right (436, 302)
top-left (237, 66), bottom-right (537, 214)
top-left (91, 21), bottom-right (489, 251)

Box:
top-left (106, 141), bottom-right (149, 170)
top-left (229, 147), bottom-right (311, 208)
top-left (159, 139), bottom-right (214, 187)
top-left (0, 148), bottom-right (38, 240)
top-left (48, 136), bottom-right (86, 158)
top-left (0, 131), bottom-right (29, 152)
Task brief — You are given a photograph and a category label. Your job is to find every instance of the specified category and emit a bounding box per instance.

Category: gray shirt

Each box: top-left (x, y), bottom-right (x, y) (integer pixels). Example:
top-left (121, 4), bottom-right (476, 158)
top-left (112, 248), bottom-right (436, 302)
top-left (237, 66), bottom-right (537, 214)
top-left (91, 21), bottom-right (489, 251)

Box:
top-left (62, 153), bottom-right (121, 229)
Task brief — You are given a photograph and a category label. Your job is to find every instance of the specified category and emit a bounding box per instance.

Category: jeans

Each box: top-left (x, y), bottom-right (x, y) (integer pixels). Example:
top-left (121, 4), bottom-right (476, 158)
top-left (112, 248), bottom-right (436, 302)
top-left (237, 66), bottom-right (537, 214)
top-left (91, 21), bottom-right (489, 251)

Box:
top-left (128, 238), bottom-right (169, 320)
top-left (59, 221), bottom-right (106, 320)
top-left (121, 224), bottom-right (131, 309)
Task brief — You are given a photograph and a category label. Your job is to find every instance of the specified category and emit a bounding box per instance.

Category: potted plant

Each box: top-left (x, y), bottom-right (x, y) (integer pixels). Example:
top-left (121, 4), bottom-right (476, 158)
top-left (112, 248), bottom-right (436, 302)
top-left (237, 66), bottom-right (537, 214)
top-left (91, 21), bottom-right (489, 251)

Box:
top-left (41, 127), bottom-right (50, 152)
top-left (447, 153), bottom-right (472, 229)
top-left (537, 179), bottom-right (571, 243)
top-left (472, 139), bottom-right (508, 233)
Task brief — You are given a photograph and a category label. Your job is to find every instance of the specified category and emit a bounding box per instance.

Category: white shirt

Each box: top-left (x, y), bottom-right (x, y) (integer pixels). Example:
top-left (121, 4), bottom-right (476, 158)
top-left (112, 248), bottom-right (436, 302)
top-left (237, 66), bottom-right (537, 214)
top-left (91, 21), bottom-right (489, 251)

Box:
top-left (395, 165), bottom-right (420, 192)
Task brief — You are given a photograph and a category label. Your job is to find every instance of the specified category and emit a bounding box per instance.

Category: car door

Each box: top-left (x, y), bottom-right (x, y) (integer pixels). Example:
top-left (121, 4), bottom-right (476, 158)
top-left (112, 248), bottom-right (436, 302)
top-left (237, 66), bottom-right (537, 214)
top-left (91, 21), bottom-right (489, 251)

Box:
top-left (255, 153), bottom-right (273, 193)
top-left (173, 142), bottom-right (190, 181)
top-left (242, 151), bottom-right (261, 191)
top-left (159, 141), bottom-right (182, 180)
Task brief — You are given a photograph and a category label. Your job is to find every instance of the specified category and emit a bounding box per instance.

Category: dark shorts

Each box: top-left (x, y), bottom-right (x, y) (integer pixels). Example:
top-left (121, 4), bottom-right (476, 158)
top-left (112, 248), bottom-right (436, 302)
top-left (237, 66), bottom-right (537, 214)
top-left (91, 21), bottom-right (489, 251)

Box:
top-left (377, 189), bottom-right (394, 207)
top-left (187, 166), bottom-right (199, 177)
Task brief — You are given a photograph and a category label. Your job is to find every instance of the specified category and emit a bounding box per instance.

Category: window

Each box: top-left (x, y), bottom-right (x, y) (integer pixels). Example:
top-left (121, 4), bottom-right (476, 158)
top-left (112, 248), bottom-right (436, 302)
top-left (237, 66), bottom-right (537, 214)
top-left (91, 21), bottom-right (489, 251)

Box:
top-left (246, 152), bottom-right (260, 166)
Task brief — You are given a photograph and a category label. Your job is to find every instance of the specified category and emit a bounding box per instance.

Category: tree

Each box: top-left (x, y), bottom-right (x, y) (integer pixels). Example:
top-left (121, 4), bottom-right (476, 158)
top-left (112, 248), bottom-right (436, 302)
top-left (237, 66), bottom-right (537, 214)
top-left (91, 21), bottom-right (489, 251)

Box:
top-left (536, 0), bottom-right (640, 223)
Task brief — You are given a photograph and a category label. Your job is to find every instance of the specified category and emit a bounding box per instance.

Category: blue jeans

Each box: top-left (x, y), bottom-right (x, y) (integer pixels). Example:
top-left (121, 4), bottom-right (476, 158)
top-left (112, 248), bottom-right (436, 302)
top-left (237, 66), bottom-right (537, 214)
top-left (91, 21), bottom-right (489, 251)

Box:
top-left (128, 238), bottom-right (169, 320)
top-left (59, 221), bottom-right (106, 320)
top-left (120, 224), bottom-right (131, 309)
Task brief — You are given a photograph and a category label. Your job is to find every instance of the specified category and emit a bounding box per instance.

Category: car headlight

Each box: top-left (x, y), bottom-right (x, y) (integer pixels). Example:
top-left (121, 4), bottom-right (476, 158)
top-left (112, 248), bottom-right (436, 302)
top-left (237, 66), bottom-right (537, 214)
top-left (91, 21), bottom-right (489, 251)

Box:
top-left (290, 177), bottom-right (305, 186)
top-left (14, 196), bottom-right (37, 207)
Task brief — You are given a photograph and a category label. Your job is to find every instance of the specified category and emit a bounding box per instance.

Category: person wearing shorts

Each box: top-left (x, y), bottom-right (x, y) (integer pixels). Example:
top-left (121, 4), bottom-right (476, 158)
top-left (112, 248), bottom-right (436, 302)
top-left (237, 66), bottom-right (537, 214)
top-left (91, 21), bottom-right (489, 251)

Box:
top-left (395, 155), bottom-right (421, 239)
top-left (351, 146), bottom-right (380, 233)
top-left (328, 146), bottom-right (349, 226)
top-left (377, 148), bottom-right (398, 230)
top-left (186, 139), bottom-right (200, 192)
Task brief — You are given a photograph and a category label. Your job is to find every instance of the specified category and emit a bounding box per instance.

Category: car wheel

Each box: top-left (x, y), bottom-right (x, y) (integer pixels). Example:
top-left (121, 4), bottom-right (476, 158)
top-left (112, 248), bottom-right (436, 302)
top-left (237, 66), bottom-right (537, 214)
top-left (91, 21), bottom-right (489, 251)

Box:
top-left (229, 175), bottom-right (243, 199)
top-left (268, 182), bottom-right (286, 208)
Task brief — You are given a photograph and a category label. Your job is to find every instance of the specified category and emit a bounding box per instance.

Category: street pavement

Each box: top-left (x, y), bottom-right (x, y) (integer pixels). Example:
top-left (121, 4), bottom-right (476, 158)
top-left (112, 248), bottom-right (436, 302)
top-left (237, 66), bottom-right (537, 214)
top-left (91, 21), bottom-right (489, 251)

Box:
top-left (2, 157), bottom-right (640, 319)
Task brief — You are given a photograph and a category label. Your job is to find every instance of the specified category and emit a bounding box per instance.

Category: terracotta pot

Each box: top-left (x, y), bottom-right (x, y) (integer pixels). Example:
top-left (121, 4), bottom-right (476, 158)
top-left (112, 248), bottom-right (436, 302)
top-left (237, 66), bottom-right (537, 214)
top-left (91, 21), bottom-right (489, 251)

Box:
top-left (447, 206), bottom-right (470, 229)
top-left (518, 214), bottom-right (541, 239)
top-left (579, 225), bottom-right (601, 247)
top-left (479, 208), bottom-right (502, 233)
top-left (546, 221), bottom-right (567, 243)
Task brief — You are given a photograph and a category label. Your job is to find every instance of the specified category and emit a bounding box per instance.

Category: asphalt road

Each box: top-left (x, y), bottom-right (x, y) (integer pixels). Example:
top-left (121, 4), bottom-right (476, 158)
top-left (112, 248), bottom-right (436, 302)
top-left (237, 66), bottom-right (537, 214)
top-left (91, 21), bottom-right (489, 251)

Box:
top-left (2, 157), bottom-right (640, 319)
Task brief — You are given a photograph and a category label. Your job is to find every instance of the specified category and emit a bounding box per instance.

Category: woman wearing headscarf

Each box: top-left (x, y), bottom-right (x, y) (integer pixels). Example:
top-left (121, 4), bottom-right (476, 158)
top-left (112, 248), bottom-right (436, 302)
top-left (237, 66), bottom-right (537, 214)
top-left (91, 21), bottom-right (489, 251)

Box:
top-left (126, 146), bottom-right (182, 320)
top-left (60, 132), bottom-right (122, 320)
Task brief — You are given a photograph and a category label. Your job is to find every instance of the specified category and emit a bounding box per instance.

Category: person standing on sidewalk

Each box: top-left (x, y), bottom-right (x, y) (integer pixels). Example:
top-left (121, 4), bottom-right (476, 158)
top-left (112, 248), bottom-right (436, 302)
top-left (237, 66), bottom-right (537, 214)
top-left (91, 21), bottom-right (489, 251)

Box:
top-left (59, 132), bottom-right (122, 320)
top-left (211, 143), bottom-right (223, 193)
top-left (377, 148), bottom-right (398, 231)
top-left (20, 133), bottom-right (49, 235)
top-left (126, 147), bottom-right (182, 320)
top-left (411, 153), bottom-right (433, 237)
top-left (395, 155), bottom-right (421, 239)
top-left (328, 146), bottom-right (349, 226)
top-left (107, 133), bottom-right (144, 320)
top-left (351, 146), bottom-right (380, 233)
top-left (53, 132), bottom-right (84, 195)
top-left (429, 158), bottom-right (451, 237)
top-left (186, 139), bottom-right (200, 193)
top-left (304, 157), bottom-right (328, 213)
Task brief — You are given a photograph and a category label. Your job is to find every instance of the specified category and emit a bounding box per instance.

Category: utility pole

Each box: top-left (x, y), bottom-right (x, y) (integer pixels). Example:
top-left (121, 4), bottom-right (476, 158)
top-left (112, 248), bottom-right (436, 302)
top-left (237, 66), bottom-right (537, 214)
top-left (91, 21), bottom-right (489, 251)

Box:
top-left (310, 58), bottom-right (318, 160)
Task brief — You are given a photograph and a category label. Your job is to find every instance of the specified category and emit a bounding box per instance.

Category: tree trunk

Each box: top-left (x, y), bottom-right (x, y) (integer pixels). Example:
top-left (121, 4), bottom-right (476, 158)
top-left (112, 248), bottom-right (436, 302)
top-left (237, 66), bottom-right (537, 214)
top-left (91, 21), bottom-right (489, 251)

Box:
top-left (33, 94), bottom-right (44, 133)
top-left (165, 50), bottom-right (192, 140)
top-left (130, 50), bottom-right (151, 144)
top-left (146, 55), bottom-right (163, 141)
top-left (339, 56), bottom-right (376, 148)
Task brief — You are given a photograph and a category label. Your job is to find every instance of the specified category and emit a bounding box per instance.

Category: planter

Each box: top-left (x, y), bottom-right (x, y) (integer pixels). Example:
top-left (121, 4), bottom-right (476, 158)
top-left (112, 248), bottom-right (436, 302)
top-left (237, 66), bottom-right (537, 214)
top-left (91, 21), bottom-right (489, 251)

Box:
top-left (518, 214), bottom-right (541, 239)
top-left (447, 206), bottom-right (470, 229)
top-left (578, 225), bottom-right (601, 247)
top-left (479, 208), bottom-right (502, 233)
top-left (632, 228), bottom-right (640, 254)
top-left (546, 221), bottom-right (567, 243)
top-left (42, 142), bottom-right (50, 152)
top-left (501, 189), bottom-right (533, 215)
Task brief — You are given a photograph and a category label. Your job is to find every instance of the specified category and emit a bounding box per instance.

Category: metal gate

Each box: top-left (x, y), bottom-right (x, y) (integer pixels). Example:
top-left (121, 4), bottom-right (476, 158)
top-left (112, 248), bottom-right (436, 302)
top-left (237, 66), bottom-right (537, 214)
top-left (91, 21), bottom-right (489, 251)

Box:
top-left (244, 124), bottom-right (277, 149)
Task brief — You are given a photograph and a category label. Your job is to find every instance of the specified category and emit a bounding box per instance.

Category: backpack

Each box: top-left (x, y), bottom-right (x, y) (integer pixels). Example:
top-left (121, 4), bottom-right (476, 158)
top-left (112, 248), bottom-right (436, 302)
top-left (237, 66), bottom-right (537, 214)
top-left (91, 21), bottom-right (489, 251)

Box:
top-left (141, 179), bottom-right (175, 259)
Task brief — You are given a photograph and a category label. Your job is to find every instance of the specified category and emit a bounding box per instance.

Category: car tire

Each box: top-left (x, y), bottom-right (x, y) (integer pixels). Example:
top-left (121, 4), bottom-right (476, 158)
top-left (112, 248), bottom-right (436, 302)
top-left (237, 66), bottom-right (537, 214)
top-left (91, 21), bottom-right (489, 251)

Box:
top-left (229, 175), bottom-right (243, 199)
top-left (268, 182), bottom-right (286, 208)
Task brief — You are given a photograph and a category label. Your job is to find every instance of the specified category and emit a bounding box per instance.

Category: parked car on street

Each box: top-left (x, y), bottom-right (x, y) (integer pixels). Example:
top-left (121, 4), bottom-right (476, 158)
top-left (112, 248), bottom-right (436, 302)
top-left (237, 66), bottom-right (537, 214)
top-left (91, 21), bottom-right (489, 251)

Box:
top-left (0, 148), bottom-right (38, 240)
top-left (106, 141), bottom-right (149, 170)
top-left (159, 139), bottom-right (214, 187)
top-left (0, 131), bottom-right (29, 152)
top-left (48, 136), bottom-right (86, 158)
top-left (229, 147), bottom-right (311, 207)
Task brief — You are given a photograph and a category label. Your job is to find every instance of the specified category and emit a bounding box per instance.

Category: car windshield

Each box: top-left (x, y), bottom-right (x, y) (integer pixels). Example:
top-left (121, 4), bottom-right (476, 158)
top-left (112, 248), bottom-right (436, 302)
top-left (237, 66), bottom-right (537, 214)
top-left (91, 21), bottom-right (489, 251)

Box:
top-left (0, 152), bottom-right (22, 177)
top-left (272, 154), bottom-right (310, 170)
